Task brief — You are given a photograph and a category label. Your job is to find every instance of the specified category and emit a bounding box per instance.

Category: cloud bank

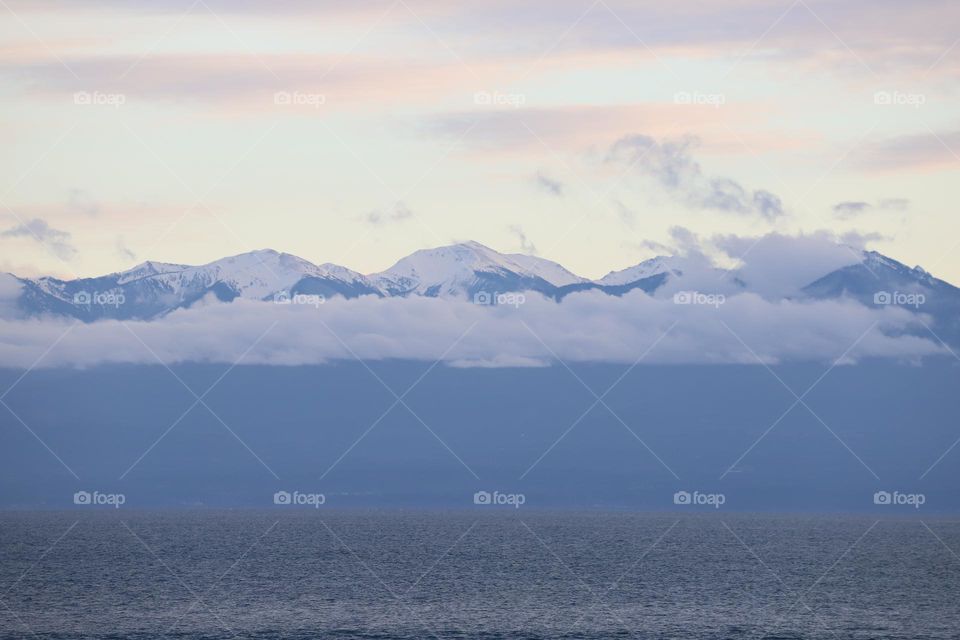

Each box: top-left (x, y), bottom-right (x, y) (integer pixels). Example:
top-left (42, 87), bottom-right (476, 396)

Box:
top-left (711, 231), bottom-right (862, 298)
top-left (0, 290), bottom-right (943, 370)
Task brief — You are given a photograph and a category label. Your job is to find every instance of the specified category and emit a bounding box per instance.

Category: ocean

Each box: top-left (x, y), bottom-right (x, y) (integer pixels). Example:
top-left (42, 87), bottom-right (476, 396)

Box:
top-left (0, 511), bottom-right (957, 639)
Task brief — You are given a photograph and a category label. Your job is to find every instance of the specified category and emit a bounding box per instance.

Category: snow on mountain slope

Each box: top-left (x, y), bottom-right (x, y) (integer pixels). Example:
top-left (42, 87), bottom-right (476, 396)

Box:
top-left (505, 253), bottom-right (586, 287)
top-left (596, 255), bottom-right (736, 299)
top-left (159, 250), bottom-right (343, 299)
top-left (803, 249), bottom-right (959, 302)
top-left (597, 256), bottom-right (674, 286)
top-left (116, 250), bottom-right (371, 301)
top-left (370, 241), bottom-right (584, 297)
top-left (11, 250), bottom-right (377, 321)
top-left (315, 262), bottom-right (368, 284)
top-left (115, 261), bottom-right (190, 285)
top-left (6, 242), bottom-right (960, 332)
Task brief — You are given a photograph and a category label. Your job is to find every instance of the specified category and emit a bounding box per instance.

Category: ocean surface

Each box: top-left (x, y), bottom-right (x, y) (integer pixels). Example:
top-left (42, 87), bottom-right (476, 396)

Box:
top-left (0, 511), bottom-right (957, 639)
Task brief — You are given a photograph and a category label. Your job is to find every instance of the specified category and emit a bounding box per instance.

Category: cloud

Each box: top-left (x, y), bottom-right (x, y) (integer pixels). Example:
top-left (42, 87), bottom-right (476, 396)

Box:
top-left (611, 228), bottom-right (860, 300)
top-left (508, 225), bottom-right (537, 255)
top-left (0, 290), bottom-right (943, 370)
top-left (11, 1), bottom-right (960, 80)
top-left (0, 230), bottom-right (948, 368)
top-left (0, 218), bottom-right (76, 260)
top-left (833, 201), bottom-right (872, 218)
top-left (116, 237), bottom-right (137, 262)
top-left (839, 230), bottom-right (888, 249)
top-left (534, 172), bottom-right (563, 197)
top-left (606, 134), bottom-right (785, 220)
top-left (423, 104), bottom-right (754, 154)
top-left (666, 226), bottom-right (703, 256)
top-left (833, 198), bottom-right (911, 219)
top-left (67, 188), bottom-right (99, 216)
top-left (751, 190), bottom-right (784, 221)
top-left (855, 130), bottom-right (960, 172)
top-left (13, 52), bottom-right (496, 112)
top-left (4, 0), bottom-right (381, 14)
top-left (711, 231), bottom-right (863, 298)
top-left (365, 202), bottom-right (414, 226)
top-left (879, 198), bottom-right (910, 211)
top-left (623, 225), bottom-right (714, 266)
top-left (614, 199), bottom-right (636, 229)
top-left (0, 273), bottom-right (25, 319)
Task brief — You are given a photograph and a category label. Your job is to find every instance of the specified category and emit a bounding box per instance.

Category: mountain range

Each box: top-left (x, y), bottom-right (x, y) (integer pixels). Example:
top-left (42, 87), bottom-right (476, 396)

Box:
top-left (5, 241), bottom-right (960, 346)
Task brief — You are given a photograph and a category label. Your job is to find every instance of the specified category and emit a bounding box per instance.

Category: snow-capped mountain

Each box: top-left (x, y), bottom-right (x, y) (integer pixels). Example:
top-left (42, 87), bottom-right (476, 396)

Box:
top-left (591, 253), bottom-right (747, 302)
top-left (597, 253), bottom-right (736, 289)
top-left (4, 242), bottom-right (959, 349)
top-left (369, 240), bottom-right (585, 298)
top-left (598, 256), bottom-right (676, 286)
top-left (114, 260), bottom-right (189, 285)
top-left (13, 249), bottom-right (377, 321)
top-left (804, 250), bottom-right (945, 301)
top-left (503, 253), bottom-right (586, 287)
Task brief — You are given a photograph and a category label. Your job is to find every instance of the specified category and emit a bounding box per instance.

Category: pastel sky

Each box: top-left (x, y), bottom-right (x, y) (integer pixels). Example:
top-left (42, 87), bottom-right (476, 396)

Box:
top-left (2, 0), bottom-right (958, 281)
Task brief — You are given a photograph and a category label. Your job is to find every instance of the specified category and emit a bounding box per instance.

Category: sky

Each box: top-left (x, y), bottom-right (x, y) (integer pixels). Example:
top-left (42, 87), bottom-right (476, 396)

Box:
top-left (1, 0), bottom-right (959, 282)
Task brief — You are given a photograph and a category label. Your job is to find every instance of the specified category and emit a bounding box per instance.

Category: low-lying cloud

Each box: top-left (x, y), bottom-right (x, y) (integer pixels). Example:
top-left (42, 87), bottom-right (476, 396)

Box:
top-left (0, 290), bottom-right (943, 370)
top-left (712, 231), bottom-right (862, 298)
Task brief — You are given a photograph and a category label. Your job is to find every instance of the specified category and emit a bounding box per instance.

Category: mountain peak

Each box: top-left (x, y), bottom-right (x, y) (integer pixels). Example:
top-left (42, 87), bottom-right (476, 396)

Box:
top-left (457, 240), bottom-right (493, 250)
top-left (371, 241), bottom-right (585, 295)
top-left (6, 243), bottom-right (957, 327)
top-left (863, 250), bottom-right (903, 268)
top-left (115, 260), bottom-right (189, 284)
top-left (210, 248), bottom-right (281, 263)
top-left (598, 255), bottom-right (673, 286)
